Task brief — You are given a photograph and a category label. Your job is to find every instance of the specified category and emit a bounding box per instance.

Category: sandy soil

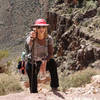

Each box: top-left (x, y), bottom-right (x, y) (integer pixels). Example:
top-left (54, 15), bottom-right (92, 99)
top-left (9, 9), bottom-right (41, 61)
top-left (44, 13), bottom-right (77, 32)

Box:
top-left (0, 75), bottom-right (100, 100)
top-left (0, 87), bottom-right (100, 100)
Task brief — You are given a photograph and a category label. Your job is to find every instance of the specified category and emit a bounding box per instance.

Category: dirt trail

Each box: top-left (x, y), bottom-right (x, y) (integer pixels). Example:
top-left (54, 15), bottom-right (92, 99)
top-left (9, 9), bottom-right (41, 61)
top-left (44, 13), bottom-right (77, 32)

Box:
top-left (0, 86), bottom-right (100, 100)
top-left (0, 90), bottom-right (97, 100)
top-left (0, 75), bottom-right (100, 100)
top-left (0, 90), bottom-right (67, 100)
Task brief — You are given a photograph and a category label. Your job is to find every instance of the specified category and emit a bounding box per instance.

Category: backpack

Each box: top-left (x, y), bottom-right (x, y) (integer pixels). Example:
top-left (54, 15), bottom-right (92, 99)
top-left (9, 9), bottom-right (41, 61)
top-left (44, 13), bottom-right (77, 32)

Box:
top-left (17, 61), bottom-right (25, 74)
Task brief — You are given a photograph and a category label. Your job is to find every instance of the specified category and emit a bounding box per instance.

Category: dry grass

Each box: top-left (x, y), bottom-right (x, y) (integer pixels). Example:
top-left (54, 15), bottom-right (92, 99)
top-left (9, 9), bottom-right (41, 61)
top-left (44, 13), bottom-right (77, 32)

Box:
top-left (0, 73), bottom-right (23, 96)
top-left (0, 50), bottom-right (9, 61)
top-left (59, 67), bottom-right (100, 91)
top-left (0, 50), bottom-right (23, 96)
top-left (0, 60), bottom-right (12, 74)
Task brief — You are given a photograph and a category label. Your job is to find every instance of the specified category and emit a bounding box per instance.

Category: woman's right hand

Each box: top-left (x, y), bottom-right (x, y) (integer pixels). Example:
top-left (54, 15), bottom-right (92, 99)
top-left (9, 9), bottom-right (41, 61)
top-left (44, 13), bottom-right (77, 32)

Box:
top-left (30, 31), bottom-right (36, 41)
top-left (27, 31), bottom-right (36, 46)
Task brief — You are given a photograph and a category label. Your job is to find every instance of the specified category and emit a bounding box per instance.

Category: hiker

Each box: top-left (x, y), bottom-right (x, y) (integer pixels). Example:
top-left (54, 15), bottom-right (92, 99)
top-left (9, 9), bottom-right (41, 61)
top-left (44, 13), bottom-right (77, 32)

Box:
top-left (17, 51), bottom-right (26, 74)
top-left (25, 19), bottom-right (59, 93)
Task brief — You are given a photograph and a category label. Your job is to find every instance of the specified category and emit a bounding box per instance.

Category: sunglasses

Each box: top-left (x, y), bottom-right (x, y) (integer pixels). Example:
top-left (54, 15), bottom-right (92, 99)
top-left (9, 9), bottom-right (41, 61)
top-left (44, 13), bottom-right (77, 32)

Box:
top-left (37, 26), bottom-right (46, 29)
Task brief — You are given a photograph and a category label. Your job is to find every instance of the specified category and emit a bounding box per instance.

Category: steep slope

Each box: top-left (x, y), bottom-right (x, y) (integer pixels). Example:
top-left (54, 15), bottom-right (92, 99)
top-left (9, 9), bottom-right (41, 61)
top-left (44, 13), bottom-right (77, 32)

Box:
top-left (0, 0), bottom-right (54, 50)
top-left (0, 0), bottom-right (100, 99)
top-left (47, 0), bottom-right (100, 70)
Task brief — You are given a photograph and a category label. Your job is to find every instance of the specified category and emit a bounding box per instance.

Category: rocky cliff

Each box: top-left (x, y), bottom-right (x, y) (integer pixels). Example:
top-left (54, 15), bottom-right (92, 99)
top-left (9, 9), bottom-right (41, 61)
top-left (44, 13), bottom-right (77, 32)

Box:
top-left (0, 0), bottom-right (54, 49)
top-left (47, 0), bottom-right (100, 71)
top-left (1, 0), bottom-right (100, 70)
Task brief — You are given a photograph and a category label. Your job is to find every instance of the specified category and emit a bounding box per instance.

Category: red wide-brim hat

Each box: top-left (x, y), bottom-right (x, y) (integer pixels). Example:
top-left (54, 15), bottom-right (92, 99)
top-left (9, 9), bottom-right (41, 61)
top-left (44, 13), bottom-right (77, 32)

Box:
top-left (32, 19), bottom-right (49, 27)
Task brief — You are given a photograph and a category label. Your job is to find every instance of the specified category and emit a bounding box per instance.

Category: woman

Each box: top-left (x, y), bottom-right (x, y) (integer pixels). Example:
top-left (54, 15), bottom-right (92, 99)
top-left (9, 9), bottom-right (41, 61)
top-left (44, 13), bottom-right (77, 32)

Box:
top-left (25, 19), bottom-right (59, 93)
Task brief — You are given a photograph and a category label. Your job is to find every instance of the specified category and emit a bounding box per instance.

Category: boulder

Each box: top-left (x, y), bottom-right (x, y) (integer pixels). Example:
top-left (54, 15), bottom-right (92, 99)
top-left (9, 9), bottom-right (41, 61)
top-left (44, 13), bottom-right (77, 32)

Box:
top-left (91, 75), bottom-right (100, 88)
top-left (91, 60), bottom-right (100, 69)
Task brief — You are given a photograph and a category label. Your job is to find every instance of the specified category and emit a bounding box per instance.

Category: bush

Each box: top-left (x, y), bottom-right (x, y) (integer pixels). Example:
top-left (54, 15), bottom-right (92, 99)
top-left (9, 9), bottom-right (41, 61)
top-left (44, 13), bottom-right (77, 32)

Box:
top-left (85, 0), bottom-right (97, 9)
top-left (59, 67), bottom-right (100, 91)
top-left (0, 60), bottom-right (12, 74)
top-left (17, 57), bottom-right (21, 63)
top-left (0, 50), bottom-right (9, 61)
top-left (0, 73), bottom-right (23, 96)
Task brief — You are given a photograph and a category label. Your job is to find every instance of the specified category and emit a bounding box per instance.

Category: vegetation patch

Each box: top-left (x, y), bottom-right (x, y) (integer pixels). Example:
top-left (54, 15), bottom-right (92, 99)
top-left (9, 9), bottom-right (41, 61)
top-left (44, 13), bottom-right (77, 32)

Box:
top-left (0, 50), bottom-right (9, 61)
top-left (59, 67), bottom-right (100, 91)
top-left (0, 73), bottom-right (23, 96)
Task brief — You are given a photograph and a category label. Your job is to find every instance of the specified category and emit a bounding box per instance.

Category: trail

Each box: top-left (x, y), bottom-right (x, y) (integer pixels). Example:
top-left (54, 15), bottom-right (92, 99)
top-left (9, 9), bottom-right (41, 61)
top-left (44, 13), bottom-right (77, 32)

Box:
top-left (0, 83), bottom-right (100, 100)
top-left (0, 89), bottom-right (100, 100)
top-left (0, 74), bottom-right (100, 100)
top-left (0, 89), bottom-right (67, 100)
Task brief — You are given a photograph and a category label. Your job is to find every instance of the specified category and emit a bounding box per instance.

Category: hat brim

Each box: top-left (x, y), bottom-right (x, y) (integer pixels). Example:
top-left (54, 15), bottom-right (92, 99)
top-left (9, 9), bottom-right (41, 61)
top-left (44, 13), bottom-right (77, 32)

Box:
top-left (33, 24), bottom-right (49, 27)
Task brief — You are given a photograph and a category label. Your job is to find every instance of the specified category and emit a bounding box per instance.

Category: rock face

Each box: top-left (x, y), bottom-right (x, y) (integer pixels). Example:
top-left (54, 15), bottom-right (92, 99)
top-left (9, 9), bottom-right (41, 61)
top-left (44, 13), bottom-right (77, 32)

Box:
top-left (0, 0), bottom-right (55, 49)
top-left (1, 0), bottom-right (100, 71)
top-left (47, 0), bottom-right (100, 70)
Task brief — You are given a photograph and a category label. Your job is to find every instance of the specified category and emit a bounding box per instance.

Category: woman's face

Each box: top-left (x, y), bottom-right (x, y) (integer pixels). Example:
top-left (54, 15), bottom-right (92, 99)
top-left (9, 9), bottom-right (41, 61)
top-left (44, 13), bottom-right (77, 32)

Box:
top-left (37, 26), bottom-right (47, 40)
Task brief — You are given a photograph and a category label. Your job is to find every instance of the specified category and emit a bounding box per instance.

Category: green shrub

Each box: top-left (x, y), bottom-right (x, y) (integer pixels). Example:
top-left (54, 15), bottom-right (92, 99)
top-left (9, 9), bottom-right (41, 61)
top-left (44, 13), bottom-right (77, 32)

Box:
top-left (17, 57), bottom-right (21, 63)
top-left (0, 73), bottom-right (23, 96)
top-left (0, 60), bottom-right (12, 74)
top-left (59, 67), bottom-right (100, 91)
top-left (7, 61), bottom-right (12, 67)
top-left (0, 50), bottom-right (9, 61)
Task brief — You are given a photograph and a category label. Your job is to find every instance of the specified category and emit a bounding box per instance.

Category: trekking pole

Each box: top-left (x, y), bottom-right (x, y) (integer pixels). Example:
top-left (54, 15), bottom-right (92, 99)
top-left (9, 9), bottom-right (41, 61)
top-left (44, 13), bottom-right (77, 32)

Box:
top-left (30, 30), bottom-right (36, 92)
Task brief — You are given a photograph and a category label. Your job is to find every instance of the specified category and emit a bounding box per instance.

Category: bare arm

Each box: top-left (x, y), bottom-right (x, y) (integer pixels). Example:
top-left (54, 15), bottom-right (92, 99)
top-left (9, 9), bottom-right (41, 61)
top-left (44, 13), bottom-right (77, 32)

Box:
top-left (46, 44), bottom-right (53, 61)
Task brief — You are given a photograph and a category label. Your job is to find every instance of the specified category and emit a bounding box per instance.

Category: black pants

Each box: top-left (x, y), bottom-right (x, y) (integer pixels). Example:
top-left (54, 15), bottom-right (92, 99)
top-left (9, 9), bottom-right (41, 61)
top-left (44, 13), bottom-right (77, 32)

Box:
top-left (26, 59), bottom-right (59, 93)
